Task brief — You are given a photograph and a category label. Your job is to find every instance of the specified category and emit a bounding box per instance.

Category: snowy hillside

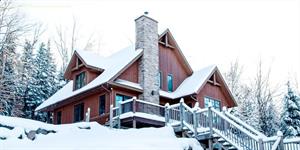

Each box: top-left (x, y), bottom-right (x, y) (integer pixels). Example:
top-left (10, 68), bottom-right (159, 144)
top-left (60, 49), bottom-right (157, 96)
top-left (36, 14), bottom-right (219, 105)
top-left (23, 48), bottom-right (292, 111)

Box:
top-left (0, 116), bottom-right (202, 150)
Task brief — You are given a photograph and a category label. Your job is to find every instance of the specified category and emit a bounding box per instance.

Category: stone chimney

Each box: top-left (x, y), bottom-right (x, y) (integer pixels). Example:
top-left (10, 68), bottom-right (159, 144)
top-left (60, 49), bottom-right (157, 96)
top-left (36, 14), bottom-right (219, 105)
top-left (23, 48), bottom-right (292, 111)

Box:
top-left (135, 13), bottom-right (159, 104)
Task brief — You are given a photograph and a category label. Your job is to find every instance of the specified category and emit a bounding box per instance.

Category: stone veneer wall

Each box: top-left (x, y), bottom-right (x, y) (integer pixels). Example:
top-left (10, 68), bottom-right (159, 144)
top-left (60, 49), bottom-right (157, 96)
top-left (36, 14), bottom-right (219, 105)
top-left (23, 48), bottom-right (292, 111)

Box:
top-left (135, 15), bottom-right (159, 104)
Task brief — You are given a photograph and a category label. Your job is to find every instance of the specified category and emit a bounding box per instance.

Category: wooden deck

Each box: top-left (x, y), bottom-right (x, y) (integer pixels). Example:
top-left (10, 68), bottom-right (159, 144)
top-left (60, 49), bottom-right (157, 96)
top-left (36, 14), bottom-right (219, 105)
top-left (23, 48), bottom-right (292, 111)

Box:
top-left (109, 97), bottom-right (300, 150)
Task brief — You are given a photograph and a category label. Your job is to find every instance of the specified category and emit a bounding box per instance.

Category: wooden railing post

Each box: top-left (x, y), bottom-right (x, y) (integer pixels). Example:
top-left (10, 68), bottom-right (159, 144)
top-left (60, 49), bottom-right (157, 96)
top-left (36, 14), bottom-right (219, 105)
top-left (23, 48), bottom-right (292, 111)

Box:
top-left (208, 102), bottom-right (213, 150)
top-left (222, 106), bottom-right (228, 135)
top-left (277, 131), bottom-right (284, 150)
top-left (117, 102), bottom-right (122, 129)
top-left (109, 105), bottom-right (113, 128)
top-left (258, 138), bottom-right (264, 150)
top-left (179, 98), bottom-right (184, 131)
top-left (132, 97), bottom-right (137, 128)
top-left (193, 110), bottom-right (198, 136)
top-left (165, 103), bottom-right (170, 126)
top-left (193, 102), bottom-right (199, 136)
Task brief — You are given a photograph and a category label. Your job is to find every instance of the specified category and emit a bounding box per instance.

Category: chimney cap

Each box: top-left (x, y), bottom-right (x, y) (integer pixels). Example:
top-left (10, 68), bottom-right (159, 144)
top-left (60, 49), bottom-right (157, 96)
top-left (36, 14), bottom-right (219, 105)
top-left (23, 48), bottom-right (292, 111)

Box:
top-left (135, 13), bottom-right (158, 23)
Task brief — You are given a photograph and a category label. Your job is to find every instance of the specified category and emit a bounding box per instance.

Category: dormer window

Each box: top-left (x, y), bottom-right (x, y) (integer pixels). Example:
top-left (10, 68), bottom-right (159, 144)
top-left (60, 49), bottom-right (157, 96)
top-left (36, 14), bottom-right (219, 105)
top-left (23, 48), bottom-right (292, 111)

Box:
top-left (75, 72), bottom-right (86, 90)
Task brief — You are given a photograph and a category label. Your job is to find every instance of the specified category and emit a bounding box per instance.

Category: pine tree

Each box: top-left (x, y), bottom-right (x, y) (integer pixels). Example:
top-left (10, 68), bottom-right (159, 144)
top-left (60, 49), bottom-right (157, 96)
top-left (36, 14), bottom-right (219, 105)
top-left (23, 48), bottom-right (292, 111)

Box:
top-left (281, 82), bottom-right (300, 137)
top-left (29, 41), bottom-right (59, 121)
top-left (0, 33), bottom-right (23, 116)
top-left (263, 100), bottom-right (278, 136)
top-left (19, 40), bottom-right (37, 119)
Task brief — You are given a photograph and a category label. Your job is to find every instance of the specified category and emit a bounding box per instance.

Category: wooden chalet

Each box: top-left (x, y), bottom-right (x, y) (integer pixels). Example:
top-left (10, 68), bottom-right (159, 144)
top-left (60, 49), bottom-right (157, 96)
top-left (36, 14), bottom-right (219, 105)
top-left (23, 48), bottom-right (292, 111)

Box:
top-left (36, 14), bottom-right (237, 127)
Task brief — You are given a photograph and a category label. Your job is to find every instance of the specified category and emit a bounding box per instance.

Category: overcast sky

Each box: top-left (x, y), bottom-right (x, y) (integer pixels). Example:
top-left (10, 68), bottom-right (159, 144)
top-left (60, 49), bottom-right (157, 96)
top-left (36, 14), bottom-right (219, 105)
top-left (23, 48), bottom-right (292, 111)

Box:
top-left (18, 0), bottom-right (300, 90)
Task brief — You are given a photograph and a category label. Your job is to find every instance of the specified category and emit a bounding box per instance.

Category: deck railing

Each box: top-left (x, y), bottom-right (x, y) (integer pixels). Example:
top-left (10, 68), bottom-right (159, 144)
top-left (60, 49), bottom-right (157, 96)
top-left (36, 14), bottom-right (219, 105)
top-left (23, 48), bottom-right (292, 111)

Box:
top-left (109, 97), bottom-right (300, 150)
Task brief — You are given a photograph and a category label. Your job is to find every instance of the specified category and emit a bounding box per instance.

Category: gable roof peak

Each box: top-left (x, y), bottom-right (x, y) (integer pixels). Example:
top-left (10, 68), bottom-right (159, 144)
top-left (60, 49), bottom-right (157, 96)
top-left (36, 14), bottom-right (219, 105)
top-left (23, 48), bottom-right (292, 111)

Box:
top-left (158, 29), bottom-right (193, 75)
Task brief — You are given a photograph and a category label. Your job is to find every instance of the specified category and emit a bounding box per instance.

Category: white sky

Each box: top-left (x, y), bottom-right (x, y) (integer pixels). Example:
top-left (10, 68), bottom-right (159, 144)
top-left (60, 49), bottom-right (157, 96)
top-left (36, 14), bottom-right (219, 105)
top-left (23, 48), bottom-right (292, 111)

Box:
top-left (17, 0), bottom-right (300, 91)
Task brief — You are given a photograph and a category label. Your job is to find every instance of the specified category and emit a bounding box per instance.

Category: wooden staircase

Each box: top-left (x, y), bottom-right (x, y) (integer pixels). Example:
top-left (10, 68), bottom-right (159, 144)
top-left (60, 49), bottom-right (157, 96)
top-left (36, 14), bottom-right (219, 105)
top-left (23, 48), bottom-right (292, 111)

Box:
top-left (109, 97), bottom-right (300, 150)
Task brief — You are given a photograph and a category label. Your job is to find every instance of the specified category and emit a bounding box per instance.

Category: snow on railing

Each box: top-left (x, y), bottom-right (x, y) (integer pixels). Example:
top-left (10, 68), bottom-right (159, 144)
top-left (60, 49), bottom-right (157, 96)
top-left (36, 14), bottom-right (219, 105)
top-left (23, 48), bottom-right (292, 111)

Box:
top-left (223, 109), bottom-right (266, 138)
top-left (109, 97), bottom-right (300, 150)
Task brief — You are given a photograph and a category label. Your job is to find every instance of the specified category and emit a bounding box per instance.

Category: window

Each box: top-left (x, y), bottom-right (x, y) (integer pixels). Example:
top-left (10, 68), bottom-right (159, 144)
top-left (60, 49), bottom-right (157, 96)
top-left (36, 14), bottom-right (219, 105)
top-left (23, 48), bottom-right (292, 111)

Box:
top-left (158, 71), bottom-right (162, 89)
top-left (75, 72), bottom-right (86, 90)
top-left (99, 95), bottom-right (106, 115)
top-left (204, 97), bottom-right (221, 111)
top-left (115, 94), bottom-right (132, 113)
top-left (74, 103), bottom-right (84, 122)
top-left (115, 94), bottom-right (132, 106)
top-left (167, 74), bottom-right (173, 92)
top-left (56, 111), bottom-right (62, 124)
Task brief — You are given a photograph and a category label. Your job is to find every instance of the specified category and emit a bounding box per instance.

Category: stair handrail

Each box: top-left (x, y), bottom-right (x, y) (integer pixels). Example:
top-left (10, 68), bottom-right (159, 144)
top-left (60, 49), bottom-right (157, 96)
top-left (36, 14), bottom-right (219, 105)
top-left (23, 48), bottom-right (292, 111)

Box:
top-left (223, 108), bottom-right (266, 138)
top-left (211, 108), bottom-right (260, 141)
top-left (210, 107), bottom-right (263, 149)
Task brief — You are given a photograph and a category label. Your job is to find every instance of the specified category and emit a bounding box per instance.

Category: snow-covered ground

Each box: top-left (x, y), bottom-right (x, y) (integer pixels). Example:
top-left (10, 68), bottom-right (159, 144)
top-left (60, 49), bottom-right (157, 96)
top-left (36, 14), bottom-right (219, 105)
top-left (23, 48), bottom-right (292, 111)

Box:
top-left (0, 116), bottom-right (202, 150)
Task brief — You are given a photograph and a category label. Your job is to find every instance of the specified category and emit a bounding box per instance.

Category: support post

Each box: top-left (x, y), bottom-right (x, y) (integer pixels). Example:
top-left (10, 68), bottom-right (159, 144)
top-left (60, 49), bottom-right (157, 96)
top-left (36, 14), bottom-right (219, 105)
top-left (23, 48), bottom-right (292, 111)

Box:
top-left (117, 102), bottom-right (122, 129)
top-left (193, 102), bottom-right (199, 136)
top-left (222, 106), bottom-right (228, 133)
top-left (165, 103), bottom-right (170, 126)
top-left (179, 98), bottom-right (184, 131)
top-left (258, 138), bottom-right (264, 150)
top-left (208, 102), bottom-right (213, 150)
top-left (193, 110), bottom-right (198, 136)
top-left (132, 97), bottom-right (137, 128)
top-left (109, 105), bottom-right (113, 128)
top-left (277, 131), bottom-right (284, 150)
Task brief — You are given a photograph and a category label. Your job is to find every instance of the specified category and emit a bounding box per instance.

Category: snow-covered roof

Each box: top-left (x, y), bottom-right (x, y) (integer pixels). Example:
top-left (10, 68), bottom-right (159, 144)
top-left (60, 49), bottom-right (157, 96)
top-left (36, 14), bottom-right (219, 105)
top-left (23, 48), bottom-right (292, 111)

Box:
top-left (36, 46), bottom-right (142, 111)
top-left (75, 49), bottom-right (107, 69)
top-left (159, 65), bottom-right (216, 99)
top-left (114, 79), bottom-right (143, 91)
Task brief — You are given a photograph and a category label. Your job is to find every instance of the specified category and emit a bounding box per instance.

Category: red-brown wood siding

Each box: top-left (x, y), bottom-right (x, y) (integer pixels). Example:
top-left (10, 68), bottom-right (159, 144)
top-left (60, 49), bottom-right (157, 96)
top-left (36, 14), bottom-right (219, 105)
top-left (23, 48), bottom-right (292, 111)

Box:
top-left (53, 86), bottom-right (141, 125)
top-left (196, 82), bottom-right (233, 108)
top-left (118, 59), bottom-right (139, 83)
top-left (53, 91), bottom-right (110, 124)
top-left (159, 44), bottom-right (189, 91)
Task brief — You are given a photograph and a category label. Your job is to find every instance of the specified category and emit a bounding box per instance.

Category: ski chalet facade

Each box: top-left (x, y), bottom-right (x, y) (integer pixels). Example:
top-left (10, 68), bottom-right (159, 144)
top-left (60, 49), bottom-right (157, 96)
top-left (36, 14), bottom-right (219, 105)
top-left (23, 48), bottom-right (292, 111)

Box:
top-left (36, 15), bottom-right (237, 126)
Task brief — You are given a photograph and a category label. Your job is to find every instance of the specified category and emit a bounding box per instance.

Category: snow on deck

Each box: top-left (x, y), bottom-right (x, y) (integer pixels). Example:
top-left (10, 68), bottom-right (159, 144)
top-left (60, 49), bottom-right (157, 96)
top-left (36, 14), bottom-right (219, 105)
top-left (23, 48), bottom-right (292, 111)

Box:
top-left (120, 112), bottom-right (165, 122)
top-left (0, 116), bottom-right (202, 150)
top-left (159, 65), bottom-right (216, 99)
top-left (36, 46), bottom-right (143, 111)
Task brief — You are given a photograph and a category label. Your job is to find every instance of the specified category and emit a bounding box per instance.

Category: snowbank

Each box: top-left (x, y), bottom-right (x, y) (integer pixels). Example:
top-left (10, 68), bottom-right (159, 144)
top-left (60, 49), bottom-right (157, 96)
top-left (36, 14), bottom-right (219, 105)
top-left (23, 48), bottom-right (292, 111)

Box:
top-left (0, 116), bottom-right (202, 150)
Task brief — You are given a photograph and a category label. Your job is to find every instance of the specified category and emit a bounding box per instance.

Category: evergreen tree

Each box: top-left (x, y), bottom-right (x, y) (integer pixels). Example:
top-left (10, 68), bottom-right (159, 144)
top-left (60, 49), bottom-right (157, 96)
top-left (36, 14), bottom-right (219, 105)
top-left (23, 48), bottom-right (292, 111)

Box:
top-left (281, 82), bottom-right (300, 137)
top-left (29, 41), bottom-right (59, 121)
top-left (263, 100), bottom-right (278, 136)
top-left (19, 40), bottom-right (37, 119)
top-left (0, 33), bottom-right (23, 116)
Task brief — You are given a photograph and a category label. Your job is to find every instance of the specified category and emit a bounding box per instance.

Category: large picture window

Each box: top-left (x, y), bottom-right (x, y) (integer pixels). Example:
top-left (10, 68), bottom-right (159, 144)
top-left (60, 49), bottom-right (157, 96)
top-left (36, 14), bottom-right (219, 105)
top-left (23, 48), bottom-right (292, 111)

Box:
top-left (99, 95), bottom-right (106, 115)
top-left (167, 74), bottom-right (173, 92)
top-left (204, 97), bottom-right (221, 111)
top-left (74, 103), bottom-right (84, 122)
top-left (75, 72), bottom-right (86, 90)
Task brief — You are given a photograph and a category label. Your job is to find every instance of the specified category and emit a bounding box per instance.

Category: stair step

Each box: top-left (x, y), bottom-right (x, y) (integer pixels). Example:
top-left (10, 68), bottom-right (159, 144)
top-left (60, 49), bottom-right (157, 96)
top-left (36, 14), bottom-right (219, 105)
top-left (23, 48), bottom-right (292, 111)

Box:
top-left (218, 138), bottom-right (226, 143)
top-left (228, 146), bottom-right (237, 150)
top-left (222, 142), bottom-right (232, 146)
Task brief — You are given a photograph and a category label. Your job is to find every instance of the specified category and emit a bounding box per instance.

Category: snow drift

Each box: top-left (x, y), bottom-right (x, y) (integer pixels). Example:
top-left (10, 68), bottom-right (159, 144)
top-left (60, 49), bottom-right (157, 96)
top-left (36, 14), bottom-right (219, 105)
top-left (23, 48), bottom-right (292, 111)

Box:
top-left (0, 116), bottom-right (202, 150)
